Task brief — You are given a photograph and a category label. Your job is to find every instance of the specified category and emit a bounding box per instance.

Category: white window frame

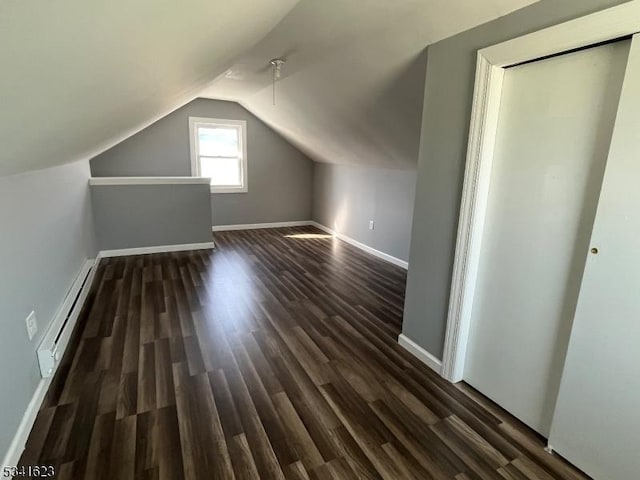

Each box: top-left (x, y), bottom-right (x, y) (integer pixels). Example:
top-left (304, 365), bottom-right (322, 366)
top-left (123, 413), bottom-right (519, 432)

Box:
top-left (189, 117), bottom-right (248, 193)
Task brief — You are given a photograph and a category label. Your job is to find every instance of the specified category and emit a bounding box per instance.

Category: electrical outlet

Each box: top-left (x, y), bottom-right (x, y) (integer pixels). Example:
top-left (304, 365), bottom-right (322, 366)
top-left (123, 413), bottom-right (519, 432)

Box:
top-left (26, 311), bottom-right (38, 341)
top-left (369, 220), bottom-right (375, 230)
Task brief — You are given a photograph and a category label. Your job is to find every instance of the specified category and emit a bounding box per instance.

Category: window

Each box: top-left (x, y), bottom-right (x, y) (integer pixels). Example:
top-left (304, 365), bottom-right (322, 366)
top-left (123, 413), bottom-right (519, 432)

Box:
top-left (189, 117), bottom-right (247, 193)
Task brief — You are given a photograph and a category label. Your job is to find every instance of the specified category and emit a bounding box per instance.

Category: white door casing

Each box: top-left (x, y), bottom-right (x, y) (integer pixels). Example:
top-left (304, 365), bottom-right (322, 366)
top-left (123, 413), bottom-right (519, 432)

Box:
top-left (442, 0), bottom-right (640, 383)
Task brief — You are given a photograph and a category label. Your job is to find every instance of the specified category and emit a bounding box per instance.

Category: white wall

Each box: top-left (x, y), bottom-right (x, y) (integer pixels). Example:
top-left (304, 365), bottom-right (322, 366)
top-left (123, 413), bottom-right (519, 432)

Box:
top-left (0, 160), bottom-right (96, 458)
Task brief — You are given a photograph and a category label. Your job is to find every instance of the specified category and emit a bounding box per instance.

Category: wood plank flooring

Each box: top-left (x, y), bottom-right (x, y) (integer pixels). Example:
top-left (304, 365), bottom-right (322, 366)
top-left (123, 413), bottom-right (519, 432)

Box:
top-left (20, 226), bottom-right (589, 479)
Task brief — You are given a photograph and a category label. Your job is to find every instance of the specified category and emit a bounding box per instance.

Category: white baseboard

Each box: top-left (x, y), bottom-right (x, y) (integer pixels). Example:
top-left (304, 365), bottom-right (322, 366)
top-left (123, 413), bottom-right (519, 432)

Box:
top-left (99, 241), bottom-right (215, 258)
top-left (212, 221), bottom-right (312, 232)
top-left (310, 221), bottom-right (408, 269)
top-left (398, 334), bottom-right (443, 375)
top-left (2, 258), bottom-right (100, 471)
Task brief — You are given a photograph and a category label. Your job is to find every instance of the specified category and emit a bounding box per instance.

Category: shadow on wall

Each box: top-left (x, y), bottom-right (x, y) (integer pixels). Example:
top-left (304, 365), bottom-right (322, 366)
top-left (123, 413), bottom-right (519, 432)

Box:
top-left (360, 48), bottom-right (429, 164)
top-left (238, 44), bottom-right (429, 170)
top-left (320, 48), bottom-right (428, 167)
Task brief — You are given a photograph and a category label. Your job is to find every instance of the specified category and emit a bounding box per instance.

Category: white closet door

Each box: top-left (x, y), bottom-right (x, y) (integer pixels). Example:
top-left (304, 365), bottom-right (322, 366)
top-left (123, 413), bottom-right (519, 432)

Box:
top-left (463, 40), bottom-right (629, 436)
top-left (549, 34), bottom-right (640, 480)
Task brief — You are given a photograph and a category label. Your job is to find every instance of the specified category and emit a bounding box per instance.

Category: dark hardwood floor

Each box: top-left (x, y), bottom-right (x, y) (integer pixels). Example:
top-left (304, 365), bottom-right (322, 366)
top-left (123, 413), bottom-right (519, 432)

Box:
top-left (20, 226), bottom-right (589, 479)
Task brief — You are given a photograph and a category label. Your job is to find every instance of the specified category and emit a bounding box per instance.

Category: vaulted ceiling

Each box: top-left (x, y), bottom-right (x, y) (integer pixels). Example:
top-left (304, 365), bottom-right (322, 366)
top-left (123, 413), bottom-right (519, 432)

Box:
top-left (0, 0), bottom-right (537, 176)
top-left (0, 0), bottom-right (299, 176)
top-left (200, 0), bottom-right (539, 169)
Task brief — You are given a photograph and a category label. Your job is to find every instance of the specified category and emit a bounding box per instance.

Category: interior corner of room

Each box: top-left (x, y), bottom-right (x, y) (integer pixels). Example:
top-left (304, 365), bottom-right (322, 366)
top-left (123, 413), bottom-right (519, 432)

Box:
top-left (2, 1), bottom-right (639, 479)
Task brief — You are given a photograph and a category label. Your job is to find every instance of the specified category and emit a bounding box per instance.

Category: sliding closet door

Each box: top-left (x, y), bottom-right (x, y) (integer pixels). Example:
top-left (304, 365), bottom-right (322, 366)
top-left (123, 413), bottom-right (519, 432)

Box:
top-left (462, 40), bottom-right (629, 437)
top-left (549, 35), bottom-right (640, 480)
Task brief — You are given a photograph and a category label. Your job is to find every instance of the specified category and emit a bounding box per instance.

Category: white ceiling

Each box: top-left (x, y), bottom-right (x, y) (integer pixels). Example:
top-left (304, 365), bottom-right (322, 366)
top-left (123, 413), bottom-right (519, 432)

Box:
top-left (201, 0), bottom-right (539, 169)
top-left (0, 0), bottom-right (300, 176)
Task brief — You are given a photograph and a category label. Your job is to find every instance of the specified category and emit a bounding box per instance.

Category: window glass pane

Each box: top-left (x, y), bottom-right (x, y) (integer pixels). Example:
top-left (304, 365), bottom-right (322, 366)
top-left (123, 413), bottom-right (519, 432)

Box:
top-left (198, 127), bottom-right (239, 157)
top-left (199, 157), bottom-right (241, 187)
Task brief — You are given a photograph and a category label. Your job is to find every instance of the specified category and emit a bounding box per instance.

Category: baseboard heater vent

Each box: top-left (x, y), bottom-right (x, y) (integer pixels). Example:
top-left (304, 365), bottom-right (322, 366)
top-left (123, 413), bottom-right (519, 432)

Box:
top-left (37, 260), bottom-right (95, 378)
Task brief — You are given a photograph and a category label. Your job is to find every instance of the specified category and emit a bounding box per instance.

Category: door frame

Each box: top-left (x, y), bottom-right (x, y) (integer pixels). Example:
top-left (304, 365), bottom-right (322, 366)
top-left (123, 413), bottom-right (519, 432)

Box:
top-left (441, 1), bottom-right (640, 383)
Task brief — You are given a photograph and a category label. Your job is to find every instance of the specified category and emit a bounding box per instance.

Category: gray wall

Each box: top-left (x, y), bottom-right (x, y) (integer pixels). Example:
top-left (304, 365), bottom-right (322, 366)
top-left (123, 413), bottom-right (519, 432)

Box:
top-left (0, 160), bottom-right (96, 458)
top-left (402, 0), bottom-right (632, 359)
top-left (313, 163), bottom-right (416, 262)
top-left (90, 98), bottom-right (314, 226)
top-left (91, 184), bottom-right (213, 251)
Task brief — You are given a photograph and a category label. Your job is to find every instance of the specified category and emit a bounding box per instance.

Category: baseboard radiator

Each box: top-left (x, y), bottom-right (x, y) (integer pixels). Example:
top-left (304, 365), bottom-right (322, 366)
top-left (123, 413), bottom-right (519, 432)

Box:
top-left (37, 260), bottom-right (94, 378)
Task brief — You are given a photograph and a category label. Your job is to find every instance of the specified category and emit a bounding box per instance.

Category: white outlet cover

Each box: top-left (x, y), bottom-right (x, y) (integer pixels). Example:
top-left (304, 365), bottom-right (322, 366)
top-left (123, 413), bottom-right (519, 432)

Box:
top-left (26, 311), bottom-right (38, 341)
top-left (369, 220), bottom-right (375, 230)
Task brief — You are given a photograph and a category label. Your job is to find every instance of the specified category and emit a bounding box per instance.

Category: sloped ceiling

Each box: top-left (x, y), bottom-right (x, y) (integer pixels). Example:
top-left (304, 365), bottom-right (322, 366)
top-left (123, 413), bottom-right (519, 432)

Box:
top-left (0, 0), bottom-right (300, 176)
top-left (201, 0), bottom-right (538, 169)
